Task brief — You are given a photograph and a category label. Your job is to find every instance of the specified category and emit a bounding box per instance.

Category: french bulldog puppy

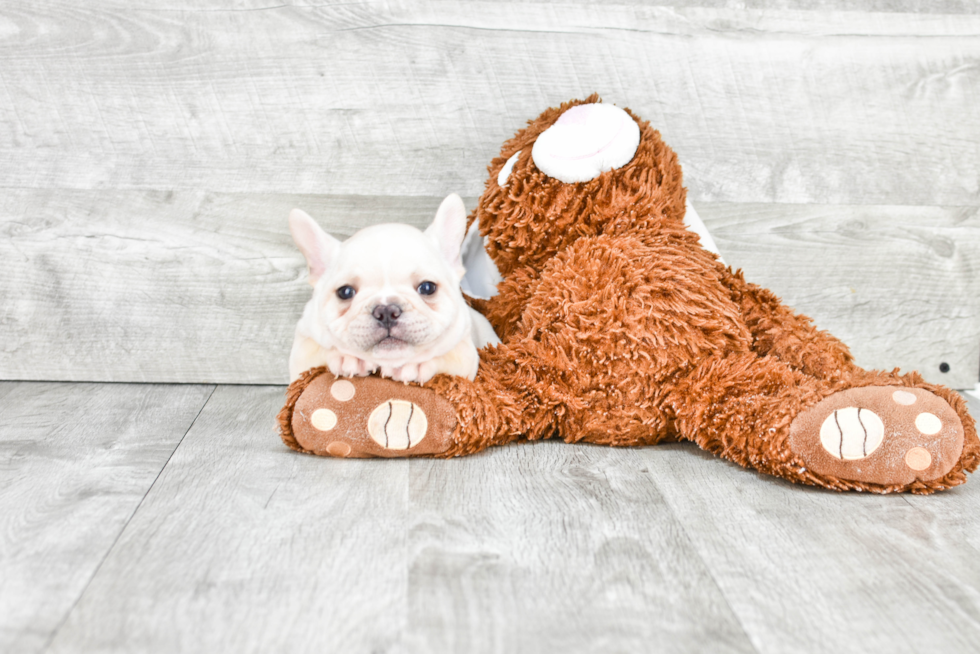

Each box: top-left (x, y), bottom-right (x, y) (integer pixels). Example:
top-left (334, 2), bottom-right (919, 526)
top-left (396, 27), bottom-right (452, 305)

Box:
top-left (288, 194), bottom-right (499, 383)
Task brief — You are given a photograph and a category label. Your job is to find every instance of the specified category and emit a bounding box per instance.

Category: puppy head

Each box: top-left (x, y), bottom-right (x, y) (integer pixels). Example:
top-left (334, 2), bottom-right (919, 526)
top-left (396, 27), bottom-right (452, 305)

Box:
top-left (290, 194), bottom-right (470, 365)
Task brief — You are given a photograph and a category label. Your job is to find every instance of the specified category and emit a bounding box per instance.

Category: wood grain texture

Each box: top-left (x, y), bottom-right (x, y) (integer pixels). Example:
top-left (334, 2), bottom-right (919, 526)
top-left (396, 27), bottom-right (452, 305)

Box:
top-left (28, 383), bottom-right (980, 653)
top-left (902, 392), bottom-right (980, 559)
top-left (0, 189), bottom-right (456, 384)
top-left (962, 390), bottom-right (980, 421)
top-left (636, 438), bottom-right (980, 654)
top-left (698, 202), bottom-right (980, 387)
top-left (402, 444), bottom-right (754, 654)
top-left (0, 2), bottom-right (978, 205)
top-left (46, 385), bottom-right (416, 654)
top-left (0, 381), bottom-right (214, 654)
top-left (2, 189), bottom-right (975, 386)
top-left (115, 1), bottom-right (980, 13)
top-left (45, 385), bottom-right (756, 654)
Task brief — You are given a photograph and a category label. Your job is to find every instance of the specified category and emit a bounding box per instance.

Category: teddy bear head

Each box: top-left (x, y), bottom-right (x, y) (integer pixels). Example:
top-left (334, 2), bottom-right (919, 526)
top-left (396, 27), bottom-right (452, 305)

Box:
top-left (474, 95), bottom-right (688, 278)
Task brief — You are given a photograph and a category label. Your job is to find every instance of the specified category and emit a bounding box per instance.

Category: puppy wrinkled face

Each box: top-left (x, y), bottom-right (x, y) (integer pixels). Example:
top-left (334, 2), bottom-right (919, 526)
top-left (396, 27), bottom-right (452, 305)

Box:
top-left (290, 193), bottom-right (471, 371)
top-left (312, 224), bottom-right (462, 361)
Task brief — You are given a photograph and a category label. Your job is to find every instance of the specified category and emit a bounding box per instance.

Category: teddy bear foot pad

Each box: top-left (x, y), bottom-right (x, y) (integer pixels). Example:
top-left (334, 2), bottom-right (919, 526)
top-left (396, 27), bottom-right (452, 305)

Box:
top-left (788, 386), bottom-right (964, 487)
top-left (285, 370), bottom-right (457, 458)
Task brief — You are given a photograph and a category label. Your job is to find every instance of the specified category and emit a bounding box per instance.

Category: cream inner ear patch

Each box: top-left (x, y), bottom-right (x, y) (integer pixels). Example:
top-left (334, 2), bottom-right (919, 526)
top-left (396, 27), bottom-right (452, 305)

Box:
top-left (367, 400), bottom-right (428, 450)
top-left (819, 407), bottom-right (885, 460)
top-left (531, 103), bottom-right (640, 184)
top-left (497, 150), bottom-right (521, 187)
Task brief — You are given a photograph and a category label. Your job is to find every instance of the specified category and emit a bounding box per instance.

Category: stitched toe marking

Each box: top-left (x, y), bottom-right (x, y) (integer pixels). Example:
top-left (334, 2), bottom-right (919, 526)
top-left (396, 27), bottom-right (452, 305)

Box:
top-left (326, 441), bottom-right (352, 458)
top-left (367, 400), bottom-right (428, 450)
top-left (892, 390), bottom-right (917, 406)
top-left (330, 379), bottom-right (356, 401)
top-left (915, 412), bottom-right (942, 435)
top-left (905, 447), bottom-right (932, 471)
top-left (310, 408), bottom-right (338, 431)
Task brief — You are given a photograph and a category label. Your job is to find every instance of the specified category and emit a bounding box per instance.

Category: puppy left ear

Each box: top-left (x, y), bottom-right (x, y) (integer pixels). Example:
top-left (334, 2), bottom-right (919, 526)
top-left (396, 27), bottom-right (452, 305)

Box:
top-left (425, 193), bottom-right (467, 277)
top-left (289, 208), bottom-right (340, 287)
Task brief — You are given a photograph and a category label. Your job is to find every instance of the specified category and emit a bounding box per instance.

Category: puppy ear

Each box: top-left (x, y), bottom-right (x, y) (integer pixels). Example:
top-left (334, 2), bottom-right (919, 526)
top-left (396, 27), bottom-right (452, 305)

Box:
top-left (425, 194), bottom-right (467, 276)
top-left (289, 208), bottom-right (340, 286)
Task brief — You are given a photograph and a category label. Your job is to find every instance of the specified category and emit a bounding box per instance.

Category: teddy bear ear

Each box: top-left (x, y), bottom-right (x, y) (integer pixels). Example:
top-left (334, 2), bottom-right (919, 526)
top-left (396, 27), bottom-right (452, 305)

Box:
top-left (289, 208), bottom-right (340, 286)
top-left (497, 150), bottom-right (522, 188)
top-left (531, 103), bottom-right (640, 183)
top-left (425, 193), bottom-right (468, 277)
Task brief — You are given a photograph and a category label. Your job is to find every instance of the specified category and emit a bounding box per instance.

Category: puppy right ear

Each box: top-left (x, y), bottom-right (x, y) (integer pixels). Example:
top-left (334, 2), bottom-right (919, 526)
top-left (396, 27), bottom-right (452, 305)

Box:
top-left (425, 193), bottom-right (468, 278)
top-left (289, 209), bottom-right (340, 286)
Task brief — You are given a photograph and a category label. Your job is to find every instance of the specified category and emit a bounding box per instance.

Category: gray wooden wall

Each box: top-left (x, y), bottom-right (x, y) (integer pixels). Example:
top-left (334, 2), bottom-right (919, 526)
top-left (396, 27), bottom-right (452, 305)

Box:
top-left (1, 1), bottom-right (978, 387)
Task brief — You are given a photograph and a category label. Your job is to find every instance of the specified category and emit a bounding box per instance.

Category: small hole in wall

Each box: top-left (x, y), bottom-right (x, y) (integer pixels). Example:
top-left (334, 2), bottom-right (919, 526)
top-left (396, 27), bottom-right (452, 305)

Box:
top-left (939, 362), bottom-right (951, 373)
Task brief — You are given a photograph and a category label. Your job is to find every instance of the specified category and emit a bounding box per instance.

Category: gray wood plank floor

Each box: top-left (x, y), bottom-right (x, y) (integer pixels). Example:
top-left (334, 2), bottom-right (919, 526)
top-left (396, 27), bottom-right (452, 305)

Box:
top-left (0, 382), bottom-right (215, 654)
top-left (3, 382), bottom-right (979, 654)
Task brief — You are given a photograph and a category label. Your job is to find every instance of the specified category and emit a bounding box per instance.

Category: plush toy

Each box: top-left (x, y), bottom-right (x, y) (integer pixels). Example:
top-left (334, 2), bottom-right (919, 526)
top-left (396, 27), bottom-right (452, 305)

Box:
top-left (278, 95), bottom-right (978, 494)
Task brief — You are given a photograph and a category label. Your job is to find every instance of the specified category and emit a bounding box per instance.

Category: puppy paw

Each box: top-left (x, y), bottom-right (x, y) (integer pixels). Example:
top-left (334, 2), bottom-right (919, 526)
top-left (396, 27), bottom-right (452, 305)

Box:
top-left (382, 363), bottom-right (415, 383)
top-left (787, 386), bottom-right (965, 489)
top-left (326, 352), bottom-right (376, 378)
top-left (416, 361), bottom-right (440, 384)
top-left (382, 362), bottom-right (437, 384)
top-left (280, 369), bottom-right (457, 458)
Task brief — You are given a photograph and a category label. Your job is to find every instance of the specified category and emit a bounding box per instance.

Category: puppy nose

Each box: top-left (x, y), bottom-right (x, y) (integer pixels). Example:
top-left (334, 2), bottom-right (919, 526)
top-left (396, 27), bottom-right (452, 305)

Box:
top-left (372, 304), bottom-right (402, 328)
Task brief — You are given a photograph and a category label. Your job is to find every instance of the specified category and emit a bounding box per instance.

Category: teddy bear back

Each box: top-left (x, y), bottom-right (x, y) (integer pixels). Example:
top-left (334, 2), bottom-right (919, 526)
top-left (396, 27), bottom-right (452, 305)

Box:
top-left (474, 95), bottom-right (690, 279)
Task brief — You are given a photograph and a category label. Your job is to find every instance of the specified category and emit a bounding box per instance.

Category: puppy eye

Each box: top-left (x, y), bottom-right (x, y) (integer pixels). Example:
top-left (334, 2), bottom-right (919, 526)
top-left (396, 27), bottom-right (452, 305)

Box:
top-left (417, 281), bottom-right (437, 296)
top-left (336, 285), bottom-right (356, 300)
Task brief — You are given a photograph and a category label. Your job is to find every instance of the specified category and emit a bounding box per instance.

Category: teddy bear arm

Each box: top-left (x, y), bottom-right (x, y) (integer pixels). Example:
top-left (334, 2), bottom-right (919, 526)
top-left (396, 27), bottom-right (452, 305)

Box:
top-left (479, 265), bottom-right (542, 342)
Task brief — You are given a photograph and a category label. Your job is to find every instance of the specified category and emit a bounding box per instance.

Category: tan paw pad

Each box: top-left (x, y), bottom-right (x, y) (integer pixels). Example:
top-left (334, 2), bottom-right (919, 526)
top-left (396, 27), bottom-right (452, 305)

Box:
top-left (789, 386), bottom-right (965, 487)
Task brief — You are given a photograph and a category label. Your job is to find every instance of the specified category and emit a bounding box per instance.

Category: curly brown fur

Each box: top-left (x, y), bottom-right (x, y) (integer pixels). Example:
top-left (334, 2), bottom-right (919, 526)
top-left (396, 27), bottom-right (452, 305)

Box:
top-left (478, 94), bottom-right (687, 278)
top-left (278, 366), bottom-right (328, 454)
top-left (284, 96), bottom-right (978, 494)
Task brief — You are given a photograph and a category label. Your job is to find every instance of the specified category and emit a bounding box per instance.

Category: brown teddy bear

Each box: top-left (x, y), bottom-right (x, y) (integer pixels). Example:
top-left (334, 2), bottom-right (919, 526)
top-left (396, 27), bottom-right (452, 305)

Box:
top-left (279, 95), bottom-right (978, 494)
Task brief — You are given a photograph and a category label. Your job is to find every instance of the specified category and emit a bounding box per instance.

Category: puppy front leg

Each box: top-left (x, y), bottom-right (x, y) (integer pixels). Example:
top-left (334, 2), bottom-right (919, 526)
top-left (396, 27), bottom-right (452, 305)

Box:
top-left (416, 360), bottom-right (441, 384)
top-left (323, 350), bottom-right (345, 378)
top-left (289, 335), bottom-right (332, 382)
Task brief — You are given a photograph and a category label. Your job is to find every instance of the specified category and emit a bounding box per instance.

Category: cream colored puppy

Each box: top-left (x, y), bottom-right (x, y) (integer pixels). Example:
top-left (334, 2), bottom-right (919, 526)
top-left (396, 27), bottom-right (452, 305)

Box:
top-left (288, 194), bottom-right (499, 383)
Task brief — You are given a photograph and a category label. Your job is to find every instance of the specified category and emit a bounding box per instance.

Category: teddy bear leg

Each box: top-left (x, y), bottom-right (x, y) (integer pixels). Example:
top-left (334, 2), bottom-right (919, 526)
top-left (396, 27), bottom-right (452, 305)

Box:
top-left (670, 352), bottom-right (979, 493)
top-left (278, 357), bottom-right (532, 459)
top-left (783, 371), bottom-right (978, 493)
top-left (279, 367), bottom-right (462, 458)
top-left (722, 267), bottom-right (857, 380)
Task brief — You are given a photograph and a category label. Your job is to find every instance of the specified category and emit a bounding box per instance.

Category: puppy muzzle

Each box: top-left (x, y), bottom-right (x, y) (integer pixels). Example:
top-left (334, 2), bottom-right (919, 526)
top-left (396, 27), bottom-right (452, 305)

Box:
top-left (372, 303), bottom-right (402, 329)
